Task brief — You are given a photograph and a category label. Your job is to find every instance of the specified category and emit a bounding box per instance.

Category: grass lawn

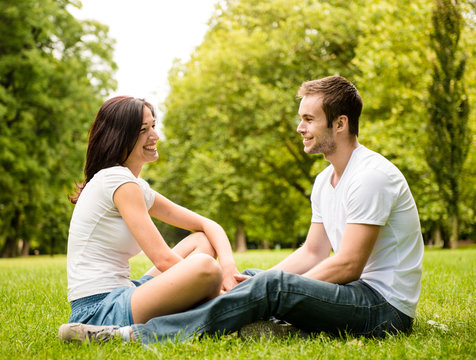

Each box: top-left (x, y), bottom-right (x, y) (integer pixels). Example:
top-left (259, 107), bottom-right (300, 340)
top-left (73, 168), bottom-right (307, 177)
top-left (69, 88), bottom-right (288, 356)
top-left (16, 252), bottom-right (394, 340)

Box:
top-left (0, 247), bottom-right (474, 359)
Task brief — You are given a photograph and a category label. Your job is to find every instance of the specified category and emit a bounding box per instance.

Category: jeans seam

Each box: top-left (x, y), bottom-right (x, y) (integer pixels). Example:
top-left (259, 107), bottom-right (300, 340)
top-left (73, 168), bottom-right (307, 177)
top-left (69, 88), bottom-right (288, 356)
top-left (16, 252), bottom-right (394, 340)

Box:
top-left (368, 286), bottom-right (405, 330)
top-left (70, 302), bottom-right (102, 316)
top-left (281, 289), bottom-right (387, 310)
top-left (193, 295), bottom-right (269, 336)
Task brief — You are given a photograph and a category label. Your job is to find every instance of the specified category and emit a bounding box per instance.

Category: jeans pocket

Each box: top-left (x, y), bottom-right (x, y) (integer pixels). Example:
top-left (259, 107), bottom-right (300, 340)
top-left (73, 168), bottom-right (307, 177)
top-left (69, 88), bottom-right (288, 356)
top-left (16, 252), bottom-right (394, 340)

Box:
top-left (368, 320), bottom-right (392, 338)
top-left (365, 305), bottom-right (409, 338)
top-left (68, 302), bottom-right (102, 324)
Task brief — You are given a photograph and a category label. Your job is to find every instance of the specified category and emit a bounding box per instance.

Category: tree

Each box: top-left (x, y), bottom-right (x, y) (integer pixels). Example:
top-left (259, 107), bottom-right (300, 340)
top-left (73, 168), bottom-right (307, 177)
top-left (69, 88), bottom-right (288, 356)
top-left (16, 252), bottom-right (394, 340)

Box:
top-left (351, 0), bottom-right (476, 246)
top-left (425, 0), bottom-right (471, 248)
top-left (148, 0), bottom-right (360, 250)
top-left (149, 0), bottom-right (476, 250)
top-left (0, 0), bottom-right (116, 257)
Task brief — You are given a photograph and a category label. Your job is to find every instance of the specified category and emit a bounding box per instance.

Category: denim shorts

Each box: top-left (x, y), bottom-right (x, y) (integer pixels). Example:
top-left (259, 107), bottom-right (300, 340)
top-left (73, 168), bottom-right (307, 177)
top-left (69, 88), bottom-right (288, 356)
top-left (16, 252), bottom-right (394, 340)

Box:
top-left (68, 275), bottom-right (153, 326)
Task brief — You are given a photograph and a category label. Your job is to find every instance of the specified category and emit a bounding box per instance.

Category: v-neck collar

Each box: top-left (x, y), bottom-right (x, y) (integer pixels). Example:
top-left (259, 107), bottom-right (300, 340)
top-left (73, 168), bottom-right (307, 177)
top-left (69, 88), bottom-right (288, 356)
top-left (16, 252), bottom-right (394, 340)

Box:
top-left (329, 145), bottom-right (363, 190)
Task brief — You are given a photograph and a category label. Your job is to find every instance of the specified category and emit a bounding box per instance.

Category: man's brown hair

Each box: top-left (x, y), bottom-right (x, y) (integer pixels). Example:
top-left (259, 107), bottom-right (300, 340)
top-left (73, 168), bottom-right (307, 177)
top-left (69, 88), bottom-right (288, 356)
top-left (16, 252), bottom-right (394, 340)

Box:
top-left (298, 75), bottom-right (362, 136)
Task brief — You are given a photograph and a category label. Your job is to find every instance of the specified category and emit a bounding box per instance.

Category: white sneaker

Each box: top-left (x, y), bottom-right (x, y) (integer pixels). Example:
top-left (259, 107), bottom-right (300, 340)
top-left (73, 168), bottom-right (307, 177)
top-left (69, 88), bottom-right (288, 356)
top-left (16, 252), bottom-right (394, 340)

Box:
top-left (58, 323), bottom-right (121, 343)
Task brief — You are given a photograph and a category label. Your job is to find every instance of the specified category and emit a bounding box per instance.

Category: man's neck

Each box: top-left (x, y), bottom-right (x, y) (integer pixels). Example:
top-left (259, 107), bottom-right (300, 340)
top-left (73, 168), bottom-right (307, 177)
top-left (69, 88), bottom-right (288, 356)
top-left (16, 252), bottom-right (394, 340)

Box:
top-left (326, 138), bottom-right (359, 187)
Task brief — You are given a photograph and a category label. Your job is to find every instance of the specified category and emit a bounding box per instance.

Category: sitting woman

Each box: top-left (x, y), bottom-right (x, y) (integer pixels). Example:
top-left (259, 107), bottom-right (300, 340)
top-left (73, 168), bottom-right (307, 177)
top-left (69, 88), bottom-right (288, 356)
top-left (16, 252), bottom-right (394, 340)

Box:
top-left (64, 96), bottom-right (239, 332)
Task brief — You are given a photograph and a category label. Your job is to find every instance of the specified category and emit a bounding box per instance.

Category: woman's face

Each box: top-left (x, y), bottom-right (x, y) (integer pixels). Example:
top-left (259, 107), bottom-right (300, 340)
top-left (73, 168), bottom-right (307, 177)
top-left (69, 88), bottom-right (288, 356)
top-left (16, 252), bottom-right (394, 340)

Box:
top-left (123, 106), bottom-right (159, 175)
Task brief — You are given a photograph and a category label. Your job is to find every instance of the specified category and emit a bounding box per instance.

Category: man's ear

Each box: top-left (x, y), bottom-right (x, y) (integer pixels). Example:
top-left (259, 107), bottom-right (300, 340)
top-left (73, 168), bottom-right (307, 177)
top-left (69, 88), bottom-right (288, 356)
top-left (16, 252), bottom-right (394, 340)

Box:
top-left (335, 115), bottom-right (348, 133)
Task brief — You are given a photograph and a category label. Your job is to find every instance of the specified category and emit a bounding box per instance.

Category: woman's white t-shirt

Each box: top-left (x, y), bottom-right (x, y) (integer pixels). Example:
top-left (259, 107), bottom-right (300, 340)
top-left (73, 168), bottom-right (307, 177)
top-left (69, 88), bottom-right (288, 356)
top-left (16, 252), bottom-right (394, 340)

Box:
top-left (311, 145), bottom-right (424, 318)
top-left (67, 166), bottom-right (156, 302)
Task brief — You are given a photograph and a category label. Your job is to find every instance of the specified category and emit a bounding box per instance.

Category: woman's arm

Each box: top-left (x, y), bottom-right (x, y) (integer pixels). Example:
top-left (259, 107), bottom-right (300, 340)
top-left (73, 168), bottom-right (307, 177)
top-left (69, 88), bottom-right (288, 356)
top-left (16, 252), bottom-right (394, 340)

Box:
top-left (114, 183), bottom-right (183, 272)
top-left (148, 192), bottom-right (239, 291)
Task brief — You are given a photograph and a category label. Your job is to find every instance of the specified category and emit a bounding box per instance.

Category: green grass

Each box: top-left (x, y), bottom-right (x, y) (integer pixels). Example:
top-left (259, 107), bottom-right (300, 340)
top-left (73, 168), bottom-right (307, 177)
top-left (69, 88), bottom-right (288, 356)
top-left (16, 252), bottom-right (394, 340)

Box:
top-left (0, 248), bottom-right (474, 359)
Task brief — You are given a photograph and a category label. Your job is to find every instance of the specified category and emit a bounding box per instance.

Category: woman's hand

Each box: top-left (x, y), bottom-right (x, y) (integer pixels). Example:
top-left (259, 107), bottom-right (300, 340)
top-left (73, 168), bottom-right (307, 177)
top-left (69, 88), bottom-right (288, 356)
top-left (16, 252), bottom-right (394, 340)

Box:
top-left (233, 273), bottom-right (251, 283)
top-left (220, 264), bottom-right (241, 292)
top-left (219, 270), bottom-right (252, 293)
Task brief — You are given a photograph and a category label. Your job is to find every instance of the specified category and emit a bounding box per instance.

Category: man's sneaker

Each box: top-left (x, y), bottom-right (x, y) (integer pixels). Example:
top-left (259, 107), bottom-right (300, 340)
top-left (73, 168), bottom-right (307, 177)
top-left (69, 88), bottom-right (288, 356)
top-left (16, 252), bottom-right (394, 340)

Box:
top-left (58, 323), bottom-right (121, 343)
top-left (238, 320), bottom-right (310, 340)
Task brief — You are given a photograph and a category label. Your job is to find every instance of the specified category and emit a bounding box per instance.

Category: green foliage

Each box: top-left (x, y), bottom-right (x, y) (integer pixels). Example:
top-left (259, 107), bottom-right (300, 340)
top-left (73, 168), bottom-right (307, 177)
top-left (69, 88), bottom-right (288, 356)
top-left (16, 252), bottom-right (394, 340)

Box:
top-left (0, 0), bottom-right (117, 256)
top-left (0, 0), bottom-right (475, 253)
top-left (0, 249), bottom-right (474, 359)
top-left (150, 0), bottom-right (476, 249)
top-left (425, 0), bottom-right (471, 247)
top-left (352, 0), bottom-right (439, 230)
top-left (148, 0), bottom-right (361, 249)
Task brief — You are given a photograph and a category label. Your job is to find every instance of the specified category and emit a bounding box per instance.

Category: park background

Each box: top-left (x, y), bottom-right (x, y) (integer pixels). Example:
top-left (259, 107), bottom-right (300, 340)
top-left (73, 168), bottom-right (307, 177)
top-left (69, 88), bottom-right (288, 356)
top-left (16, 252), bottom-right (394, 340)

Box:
top-left (0, 0), bottom-right (475, 257)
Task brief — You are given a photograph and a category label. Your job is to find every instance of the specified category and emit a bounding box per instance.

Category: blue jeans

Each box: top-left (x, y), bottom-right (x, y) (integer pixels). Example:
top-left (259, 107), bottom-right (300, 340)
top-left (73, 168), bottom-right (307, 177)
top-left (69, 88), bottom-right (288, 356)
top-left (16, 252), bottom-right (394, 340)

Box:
top-left (68, 275), bottom-right (154, 326)
top-left (132, 269), bottom-right (412, 344)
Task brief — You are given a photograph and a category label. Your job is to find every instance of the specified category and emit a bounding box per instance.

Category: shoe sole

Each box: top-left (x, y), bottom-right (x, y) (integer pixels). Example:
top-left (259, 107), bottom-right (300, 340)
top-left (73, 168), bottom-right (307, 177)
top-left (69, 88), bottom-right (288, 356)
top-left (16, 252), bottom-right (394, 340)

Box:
top-left (58, 323), bottom-right (117, 343)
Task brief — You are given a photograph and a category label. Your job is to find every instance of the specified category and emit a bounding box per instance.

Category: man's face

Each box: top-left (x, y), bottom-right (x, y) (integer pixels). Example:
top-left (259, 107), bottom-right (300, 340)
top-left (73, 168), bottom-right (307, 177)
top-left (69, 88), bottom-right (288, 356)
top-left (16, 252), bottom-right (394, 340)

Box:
top-left (297, 95), bottom-right (336, 155)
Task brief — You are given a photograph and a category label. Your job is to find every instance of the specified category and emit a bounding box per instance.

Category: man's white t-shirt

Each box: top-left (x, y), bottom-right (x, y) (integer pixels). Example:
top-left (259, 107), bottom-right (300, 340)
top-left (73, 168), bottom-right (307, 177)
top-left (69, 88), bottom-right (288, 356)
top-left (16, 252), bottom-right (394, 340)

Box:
top-left (67, 166), bottom-right (156, 302)
top-left (311, 145), bottom-right (423, 318)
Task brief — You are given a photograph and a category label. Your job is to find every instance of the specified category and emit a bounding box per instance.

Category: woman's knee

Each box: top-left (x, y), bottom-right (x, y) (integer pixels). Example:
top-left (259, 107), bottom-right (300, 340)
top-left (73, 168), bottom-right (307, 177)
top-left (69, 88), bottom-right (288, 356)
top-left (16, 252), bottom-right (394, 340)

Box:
top-left (191, 232), bottom-right (217, 258)
top-left (188, 253), bottom-right (223, 288)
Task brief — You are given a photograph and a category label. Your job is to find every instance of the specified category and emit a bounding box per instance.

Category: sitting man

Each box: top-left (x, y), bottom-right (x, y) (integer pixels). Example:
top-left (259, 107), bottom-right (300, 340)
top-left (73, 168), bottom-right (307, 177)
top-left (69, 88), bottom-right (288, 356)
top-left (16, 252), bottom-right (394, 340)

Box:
top-left (59, 75), bottom-right (423, 344)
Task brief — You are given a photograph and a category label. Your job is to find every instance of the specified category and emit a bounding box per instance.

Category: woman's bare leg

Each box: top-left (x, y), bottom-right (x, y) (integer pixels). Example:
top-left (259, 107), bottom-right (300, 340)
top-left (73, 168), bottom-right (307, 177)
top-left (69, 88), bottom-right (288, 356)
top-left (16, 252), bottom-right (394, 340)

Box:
top-left (145, 232), bottom-right (216, 277)
top-left (131, 253), bottom-right (223, 324)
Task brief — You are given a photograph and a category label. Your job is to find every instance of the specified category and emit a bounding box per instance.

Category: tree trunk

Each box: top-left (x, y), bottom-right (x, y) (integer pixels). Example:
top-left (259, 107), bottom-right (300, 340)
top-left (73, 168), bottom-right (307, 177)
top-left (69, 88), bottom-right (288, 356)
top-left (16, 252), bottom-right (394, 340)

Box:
top-left (50, 235), bottom-right (56, 256)
top-left (450, 213), bottom-right (459, 249)
top-left (235, 222), bottom-right (247, 253)
top-left (433, 223), bottom-right (443, 248)
top-left (20, 239), bottom-right (30, 257)
top-left (1, 211), bottom-right (21, 257)
top-left (1, 236), bottom-right (19, 258)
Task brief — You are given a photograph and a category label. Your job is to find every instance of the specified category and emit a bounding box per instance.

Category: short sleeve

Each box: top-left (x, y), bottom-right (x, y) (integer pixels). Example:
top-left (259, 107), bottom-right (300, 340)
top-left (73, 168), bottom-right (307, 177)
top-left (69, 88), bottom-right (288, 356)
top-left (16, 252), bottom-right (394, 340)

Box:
top-left (136, 178), bottom-right (156, 210)
top-left (101, 167), bottom-right (155, 210)
top-left (311, 180), bottom-right (323, 223)
top-left (102, 168), bottom-right (139, 204)
top-left (310, 166), bottom-right (333, 223)
top-left (346, 169), bottom-right (396, 225)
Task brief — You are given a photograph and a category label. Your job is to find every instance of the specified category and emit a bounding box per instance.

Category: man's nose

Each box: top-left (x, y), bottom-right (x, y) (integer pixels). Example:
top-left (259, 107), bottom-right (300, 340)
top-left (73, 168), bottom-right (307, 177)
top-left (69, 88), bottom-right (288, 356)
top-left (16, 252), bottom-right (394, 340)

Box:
top-left (296, 120), bottom-right (305, 133)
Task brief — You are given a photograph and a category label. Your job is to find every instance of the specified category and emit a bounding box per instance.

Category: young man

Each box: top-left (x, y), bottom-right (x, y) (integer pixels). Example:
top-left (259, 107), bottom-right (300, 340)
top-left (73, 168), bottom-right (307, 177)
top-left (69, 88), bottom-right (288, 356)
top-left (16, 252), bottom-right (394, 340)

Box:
top-left (59, 75), bottom-right (423, 344)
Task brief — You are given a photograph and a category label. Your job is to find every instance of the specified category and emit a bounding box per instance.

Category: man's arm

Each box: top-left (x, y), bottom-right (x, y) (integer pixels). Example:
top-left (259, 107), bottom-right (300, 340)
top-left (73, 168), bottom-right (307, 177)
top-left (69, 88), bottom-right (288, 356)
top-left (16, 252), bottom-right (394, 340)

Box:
top-left (303, 223), bottom-right (380, 284)
top-left (271, 222), bottom-right (332, 274)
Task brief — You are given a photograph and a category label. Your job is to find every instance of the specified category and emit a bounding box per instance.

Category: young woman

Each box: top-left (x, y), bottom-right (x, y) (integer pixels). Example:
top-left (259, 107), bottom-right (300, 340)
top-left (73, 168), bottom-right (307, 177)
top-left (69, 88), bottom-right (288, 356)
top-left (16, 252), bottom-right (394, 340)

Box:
top-left (65, 96), bottom-right (239, 328)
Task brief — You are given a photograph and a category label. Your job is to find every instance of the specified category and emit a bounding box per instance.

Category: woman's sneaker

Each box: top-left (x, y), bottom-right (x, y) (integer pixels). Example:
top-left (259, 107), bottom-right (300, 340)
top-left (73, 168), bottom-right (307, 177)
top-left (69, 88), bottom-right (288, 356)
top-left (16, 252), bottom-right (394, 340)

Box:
top-left (58, 323), bottom-right (121, 343)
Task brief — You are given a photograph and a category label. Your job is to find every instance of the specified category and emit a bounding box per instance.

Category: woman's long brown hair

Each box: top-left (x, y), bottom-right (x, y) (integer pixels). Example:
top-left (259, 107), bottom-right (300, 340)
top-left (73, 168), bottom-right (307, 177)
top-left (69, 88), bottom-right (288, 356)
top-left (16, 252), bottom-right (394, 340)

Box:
top-left (69, 96), bottom-right (154, 204)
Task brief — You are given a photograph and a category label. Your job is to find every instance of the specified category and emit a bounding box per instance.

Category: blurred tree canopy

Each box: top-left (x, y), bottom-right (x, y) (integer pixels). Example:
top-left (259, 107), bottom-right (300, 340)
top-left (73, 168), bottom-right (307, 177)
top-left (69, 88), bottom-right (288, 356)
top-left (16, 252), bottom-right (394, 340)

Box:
top-left (147, 0), bottom-right (476, 250)
top-left (0, 0), bottom-right (474, 256)
top-left (0, 0), bottom-right (116, 256)
top-left (426, 0), bottom-right (471, 249)
top-left (148, 0), bottom-right (361, 250)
